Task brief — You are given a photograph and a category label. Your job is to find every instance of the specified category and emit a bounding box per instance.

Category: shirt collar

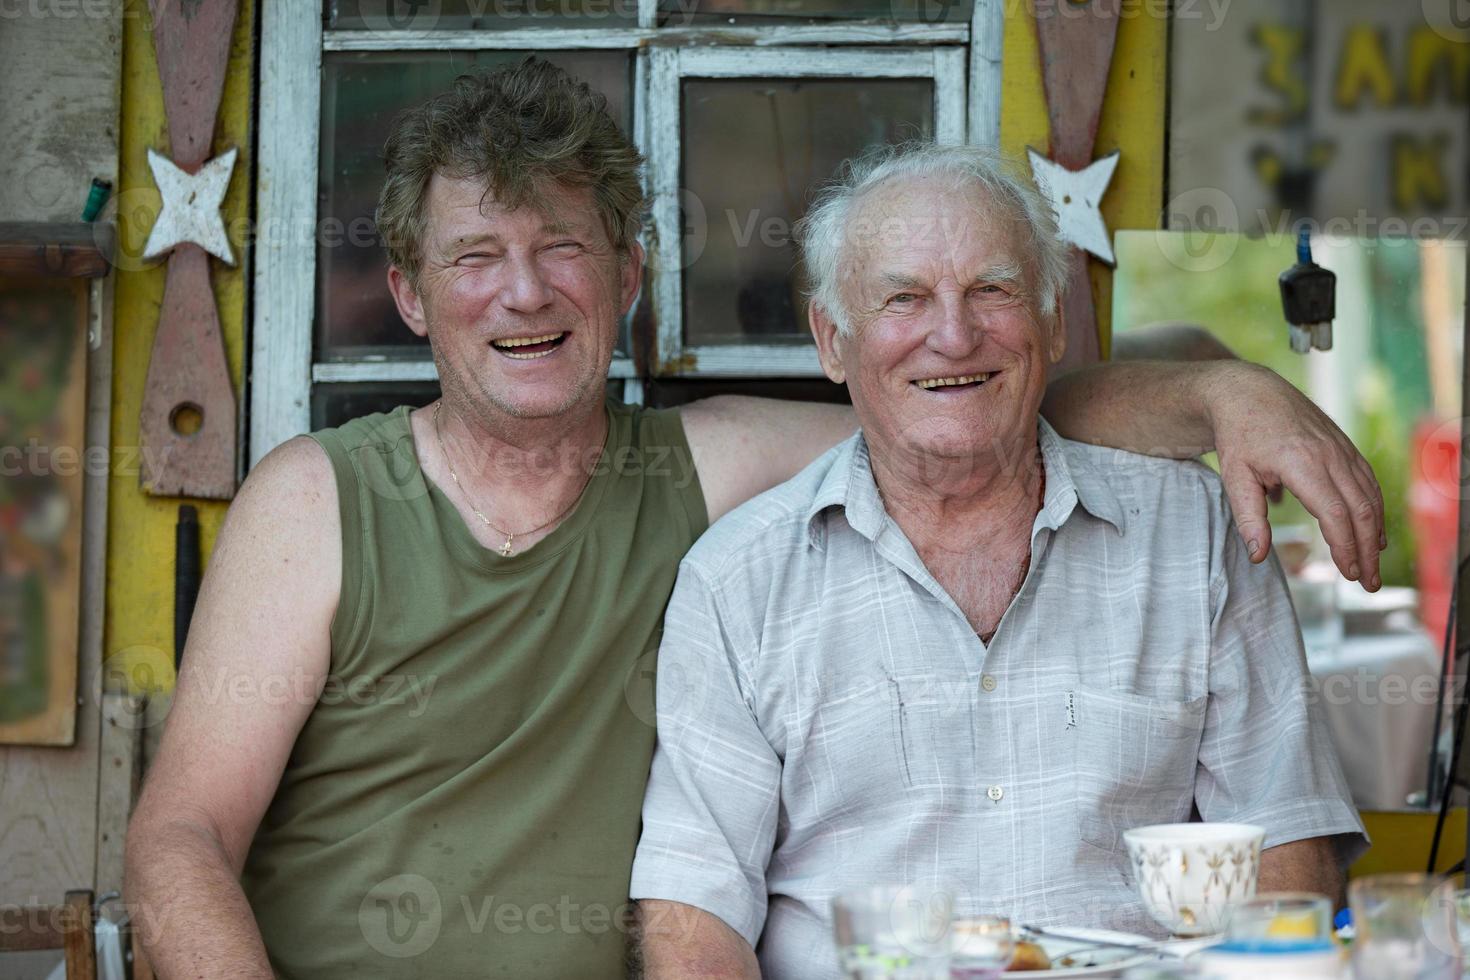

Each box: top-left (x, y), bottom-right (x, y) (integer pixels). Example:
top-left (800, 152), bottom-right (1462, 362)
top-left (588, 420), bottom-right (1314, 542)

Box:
top-left (1035, 417), bottom-right (1127, 535)
top-left (805, 433), bottom-right (885, 549)
top-left (804, 418), bottom-right (1126, 549)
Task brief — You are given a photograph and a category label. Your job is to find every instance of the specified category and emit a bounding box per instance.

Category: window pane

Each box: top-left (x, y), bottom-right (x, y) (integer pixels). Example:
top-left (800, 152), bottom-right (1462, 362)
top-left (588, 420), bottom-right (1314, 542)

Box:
top-left (318, 50), bottom-right (632, 358)
top-left (328, 0), bottom-right (637, 31)
top-left (313, 382), bottom-right (442, 430)
top-left (311, 379), bottom-right (626, 428)
top-left (658, 0), bottom-right (972, 25)
top-left (645, 377), bottom-right (850, 407)
top-left (680, 77), bottom-right (932, 347)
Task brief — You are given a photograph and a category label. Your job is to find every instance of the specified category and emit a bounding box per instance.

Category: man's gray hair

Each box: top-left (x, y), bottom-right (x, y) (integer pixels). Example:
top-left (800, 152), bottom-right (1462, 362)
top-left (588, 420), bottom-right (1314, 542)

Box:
top-left (795, 142), bottom-right (1071, 335)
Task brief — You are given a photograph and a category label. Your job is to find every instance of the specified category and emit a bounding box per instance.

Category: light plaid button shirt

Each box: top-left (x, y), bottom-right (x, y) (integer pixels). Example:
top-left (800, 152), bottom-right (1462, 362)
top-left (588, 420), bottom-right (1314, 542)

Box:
top-left (630, 420), bottom-right (1366, 979)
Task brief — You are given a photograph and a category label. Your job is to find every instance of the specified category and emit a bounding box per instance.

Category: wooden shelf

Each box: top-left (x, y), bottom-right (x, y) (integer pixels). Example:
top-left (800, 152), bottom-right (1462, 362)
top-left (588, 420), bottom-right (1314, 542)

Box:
top-left (0, 221), bottom-right (115, 278)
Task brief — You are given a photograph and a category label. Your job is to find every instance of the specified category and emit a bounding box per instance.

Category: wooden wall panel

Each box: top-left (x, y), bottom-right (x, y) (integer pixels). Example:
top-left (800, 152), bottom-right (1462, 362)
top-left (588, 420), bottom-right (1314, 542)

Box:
top-left (0, 2), bottom-right (121, 949)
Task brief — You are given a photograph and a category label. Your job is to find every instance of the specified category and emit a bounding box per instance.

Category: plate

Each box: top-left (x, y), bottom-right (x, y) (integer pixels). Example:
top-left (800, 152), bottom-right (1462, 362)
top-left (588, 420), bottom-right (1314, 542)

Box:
top-left (1014, 927), bottom-right (1158, 977)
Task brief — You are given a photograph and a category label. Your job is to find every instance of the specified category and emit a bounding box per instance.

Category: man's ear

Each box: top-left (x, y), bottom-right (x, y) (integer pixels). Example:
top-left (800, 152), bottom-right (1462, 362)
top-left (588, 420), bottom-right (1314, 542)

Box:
top-left (1045, 296), bottom-right (1067, 365)
top-left (387, 265), bottom-right (430, 339)
top-left (619, 240), bottom-right (645, 316)
top-left (808, 301), bottom-right (847, 384)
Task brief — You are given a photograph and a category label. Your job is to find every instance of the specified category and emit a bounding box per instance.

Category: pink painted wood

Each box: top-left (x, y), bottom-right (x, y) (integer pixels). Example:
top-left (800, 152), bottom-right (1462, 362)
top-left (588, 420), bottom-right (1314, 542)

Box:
top-left (1033, 0), bottom-right (1121, 369)
top-left (139, 245), bottom-right (237, 499)
top-left (1054, 249), bottom-right (1100, 374)
top-left (148, 0), bottom-right (239, 169)
top-left (139, 0), bottom-right (240, 498)
top-left (1034, 0), bottom-right (1121, 169)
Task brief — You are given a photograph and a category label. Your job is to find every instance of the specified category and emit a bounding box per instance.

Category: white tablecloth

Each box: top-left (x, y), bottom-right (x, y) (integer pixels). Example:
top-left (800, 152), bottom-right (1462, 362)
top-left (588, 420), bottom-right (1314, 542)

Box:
top-left (1307, 629), bottom-right (1445, 810)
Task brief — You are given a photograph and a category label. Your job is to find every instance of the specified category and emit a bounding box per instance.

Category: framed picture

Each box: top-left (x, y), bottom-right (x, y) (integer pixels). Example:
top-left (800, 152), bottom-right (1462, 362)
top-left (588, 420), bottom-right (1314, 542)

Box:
top-left (0, 278), bottom-right (88, 745)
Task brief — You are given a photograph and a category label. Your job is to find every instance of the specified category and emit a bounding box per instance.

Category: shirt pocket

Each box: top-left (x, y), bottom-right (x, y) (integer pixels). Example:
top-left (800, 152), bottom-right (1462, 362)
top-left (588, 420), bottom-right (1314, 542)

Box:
top-left (1071, 689), bottom-right (1207, 855)
top-left (888, 673), bottom-right (973, 792)
top-left (803, 683), bottom-right (908, 820)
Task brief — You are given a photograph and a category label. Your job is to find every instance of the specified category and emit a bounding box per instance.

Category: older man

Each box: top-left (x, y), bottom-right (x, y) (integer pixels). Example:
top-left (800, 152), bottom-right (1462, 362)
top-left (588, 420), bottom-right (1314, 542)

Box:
top-left (126, 61), bottom-right (1379, 979)
top-left (631, 144), bottom-right (1366, 978)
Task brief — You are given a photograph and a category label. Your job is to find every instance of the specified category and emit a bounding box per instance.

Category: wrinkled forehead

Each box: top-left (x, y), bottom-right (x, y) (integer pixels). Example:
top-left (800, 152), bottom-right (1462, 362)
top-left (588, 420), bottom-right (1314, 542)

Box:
top-left (423, 172), bottom-right (608, 246)
top-left (839, 175), bottom-right (1027, 283)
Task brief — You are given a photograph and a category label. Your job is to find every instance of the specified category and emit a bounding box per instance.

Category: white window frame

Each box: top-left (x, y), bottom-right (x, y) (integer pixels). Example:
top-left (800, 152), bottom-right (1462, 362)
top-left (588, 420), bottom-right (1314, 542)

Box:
top-left (646, 45), bottom-right (967, 378)
top-left (251, 0), bottom-right (1003, 465)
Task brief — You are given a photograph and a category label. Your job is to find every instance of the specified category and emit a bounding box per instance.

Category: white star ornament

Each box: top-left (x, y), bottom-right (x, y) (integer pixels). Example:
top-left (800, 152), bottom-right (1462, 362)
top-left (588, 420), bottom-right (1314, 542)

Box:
top-left (143, 146), bottom-right (239, 265)
top-left (1026, 148), bottom-right (1120, 266)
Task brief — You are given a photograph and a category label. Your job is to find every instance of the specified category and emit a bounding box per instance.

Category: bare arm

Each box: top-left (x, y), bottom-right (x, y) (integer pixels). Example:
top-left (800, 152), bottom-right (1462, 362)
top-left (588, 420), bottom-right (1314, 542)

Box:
top-left (125, 437), bottom-right (339, 979)
top-left (681, 395), bottom-right (857, 524)
top-left (636, 900), bottom-right (761, 979)
top-left (682, 354), bottom-right (1385, 590)
top-left (1110, 321), bottom-right (1237, 363)
top-left (1043, 358), bottom-right (1385, 590)
top-left (1258, 837), bottom-right (1347, 908)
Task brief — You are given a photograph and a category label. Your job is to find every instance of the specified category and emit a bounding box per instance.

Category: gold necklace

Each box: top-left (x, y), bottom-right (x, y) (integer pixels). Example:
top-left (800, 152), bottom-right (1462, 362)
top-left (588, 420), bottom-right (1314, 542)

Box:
top-left (432, 401), bottom-right (594, 557)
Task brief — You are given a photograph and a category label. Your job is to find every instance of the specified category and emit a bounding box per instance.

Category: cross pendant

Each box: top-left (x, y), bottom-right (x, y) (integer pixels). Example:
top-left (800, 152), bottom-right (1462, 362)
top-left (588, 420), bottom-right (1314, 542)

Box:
top-left (498, 537), bottom-right (515, 557)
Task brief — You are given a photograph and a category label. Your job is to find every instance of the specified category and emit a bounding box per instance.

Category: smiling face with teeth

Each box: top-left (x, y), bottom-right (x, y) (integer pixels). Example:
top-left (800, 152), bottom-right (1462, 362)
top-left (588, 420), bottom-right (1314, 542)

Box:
top-left (809, 174), bottom-right (1065, 480)
top-left (387, 176), bottom-right (642, 425)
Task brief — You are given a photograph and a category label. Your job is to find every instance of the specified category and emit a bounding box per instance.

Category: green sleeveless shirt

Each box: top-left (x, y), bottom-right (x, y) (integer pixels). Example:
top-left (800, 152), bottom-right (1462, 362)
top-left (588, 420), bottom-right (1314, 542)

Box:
top-left (240, 399), bottom-right (707, 978)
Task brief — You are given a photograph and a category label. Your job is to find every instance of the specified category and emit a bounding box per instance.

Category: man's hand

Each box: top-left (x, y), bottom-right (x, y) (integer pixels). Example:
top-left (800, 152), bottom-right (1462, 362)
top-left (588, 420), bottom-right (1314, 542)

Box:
top-left (1204, 361), bottom-right (1386, 591)
top-left (1042, 358), bottom-right (1386, 591)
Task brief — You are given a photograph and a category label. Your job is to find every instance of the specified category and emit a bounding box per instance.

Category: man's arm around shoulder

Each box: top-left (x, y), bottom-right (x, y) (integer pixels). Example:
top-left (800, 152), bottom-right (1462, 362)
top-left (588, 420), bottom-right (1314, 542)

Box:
top-left (125, 436), bottom-right (339, 979)
top-left (680, 395), bottom-right (856, 524)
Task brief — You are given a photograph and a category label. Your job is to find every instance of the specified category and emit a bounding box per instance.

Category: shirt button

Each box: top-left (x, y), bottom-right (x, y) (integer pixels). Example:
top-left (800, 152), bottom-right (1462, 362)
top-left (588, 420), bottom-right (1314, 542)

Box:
top-left (987, 785), bottom-right (1004, 802)
top-left (981, 674), bottom-right (998, 693)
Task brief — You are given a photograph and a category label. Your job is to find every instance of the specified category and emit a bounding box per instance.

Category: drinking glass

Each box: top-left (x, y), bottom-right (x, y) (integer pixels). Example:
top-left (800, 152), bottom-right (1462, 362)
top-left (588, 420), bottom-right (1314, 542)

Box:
top-left (1224, 892), bottom-right (1335, 947)
top-left (1288, 572), bottom-right (1344, 656)
top-left (948, 914), bottom-right (1014, 978)
top-left (1121, 966), bottom-right (1203, 979)
top-left (832, 885), bottom-right (954, 980)
top-left (1453, 889), bottom-right (1470, 976)
top-left (1350, 873), bottom-right (1461, 979)
top-left (1428, 872), bottom-right (1470, 977)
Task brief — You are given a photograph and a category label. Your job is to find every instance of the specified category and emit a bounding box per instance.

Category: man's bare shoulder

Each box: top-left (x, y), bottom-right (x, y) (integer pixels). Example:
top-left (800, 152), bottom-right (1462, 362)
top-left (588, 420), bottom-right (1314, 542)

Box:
top-left (215, 436), bottom-right (341, 609)
top-left (233, 435), bottom-right (338, 528)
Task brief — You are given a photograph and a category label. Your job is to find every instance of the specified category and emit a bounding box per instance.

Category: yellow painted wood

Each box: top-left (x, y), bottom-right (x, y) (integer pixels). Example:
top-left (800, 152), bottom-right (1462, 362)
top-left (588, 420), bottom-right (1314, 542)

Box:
top-left (104, 0), bottom-right (253, 693)
top-left (1353, 809), bottom-right (1467, 879)
top-left (1000, 1), bottom-right (1169, 358)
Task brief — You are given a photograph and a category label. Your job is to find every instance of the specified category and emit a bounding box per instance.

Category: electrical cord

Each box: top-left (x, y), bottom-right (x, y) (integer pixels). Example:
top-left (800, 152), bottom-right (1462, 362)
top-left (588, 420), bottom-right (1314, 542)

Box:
top-left (1427, 555), bottom-right (1468, 873)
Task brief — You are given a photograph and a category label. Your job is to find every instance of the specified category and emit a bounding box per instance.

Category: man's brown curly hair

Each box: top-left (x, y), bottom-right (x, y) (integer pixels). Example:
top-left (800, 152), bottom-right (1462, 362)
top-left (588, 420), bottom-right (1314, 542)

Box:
top-left (376, 57), bottom-right (646, 285)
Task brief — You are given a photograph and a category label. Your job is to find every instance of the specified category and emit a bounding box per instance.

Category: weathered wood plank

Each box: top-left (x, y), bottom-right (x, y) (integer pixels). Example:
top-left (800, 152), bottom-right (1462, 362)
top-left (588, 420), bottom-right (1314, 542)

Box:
top-left (0, 3), bottom-right (121, 223)
top-left (61, 891), bottom-right (96, 980)
top-left (138, 244), bottom-right (239, 499)
top-left (0, 905), bottom-right (66, 952)
top-left (94, 693), bottom-right (143, 898)
top-left (249, 0), bottom-right (321, 464)
top-left (322, 23), bottom-right (968, 51)
top-left (0, 223), bottom-right (114, 279)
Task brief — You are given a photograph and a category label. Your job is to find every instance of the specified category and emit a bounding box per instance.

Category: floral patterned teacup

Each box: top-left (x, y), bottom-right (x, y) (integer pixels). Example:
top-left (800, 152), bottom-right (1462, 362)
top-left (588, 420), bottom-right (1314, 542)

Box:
top-left (1123, 823), bottom-right (1265, 937)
